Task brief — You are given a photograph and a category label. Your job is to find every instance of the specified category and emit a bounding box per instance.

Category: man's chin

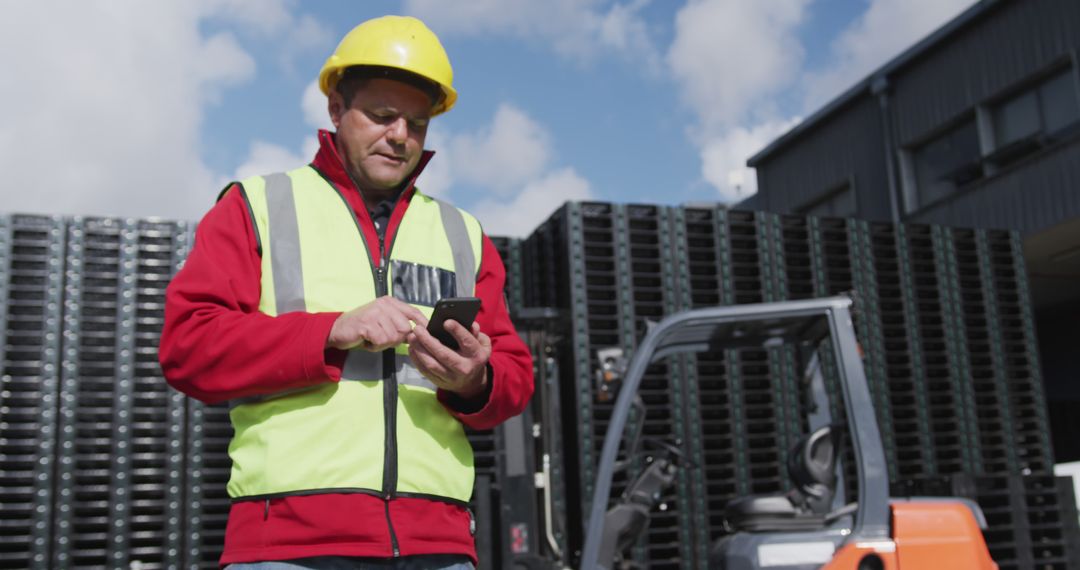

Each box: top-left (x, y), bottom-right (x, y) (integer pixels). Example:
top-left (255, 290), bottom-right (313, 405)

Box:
top-left (361, 169), bottom-right (409, 191)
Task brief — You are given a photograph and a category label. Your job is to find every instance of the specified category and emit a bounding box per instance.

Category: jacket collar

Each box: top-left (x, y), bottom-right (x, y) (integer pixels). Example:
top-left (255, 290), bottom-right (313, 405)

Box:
top-left (310, 129), bottom-right (435, 204)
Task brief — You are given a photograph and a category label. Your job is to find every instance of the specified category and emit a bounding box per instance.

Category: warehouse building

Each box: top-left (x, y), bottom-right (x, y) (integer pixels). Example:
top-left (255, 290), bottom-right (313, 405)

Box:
top-left (742, 0), bottom-right (1080, 462)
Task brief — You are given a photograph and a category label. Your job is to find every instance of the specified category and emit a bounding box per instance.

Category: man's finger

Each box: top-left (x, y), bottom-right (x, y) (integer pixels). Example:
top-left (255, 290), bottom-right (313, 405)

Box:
top-left (389, 311), bottom-right (414, 336)
top-left (476, 331), bottom-right (492, 350)
top-left (409, 343), bottom-right (449, 381)
top-left (412, 322), bottom-right (464, 363)
top-left (376, 320), bottom-right (403, 349)
top-left (444, 320), bottom-right (479, 353)
top-left (386, 296), bottom-right (429, 327)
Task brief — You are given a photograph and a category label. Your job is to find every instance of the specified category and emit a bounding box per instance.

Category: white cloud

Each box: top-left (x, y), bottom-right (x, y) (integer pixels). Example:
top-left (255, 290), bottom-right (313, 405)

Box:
top-left (232, 137), bottom-right (320, 182)
top-left (416, 103), bottom-right (554, 197)
top-left (665, 0), bottom-right (811, 200)
top-left (667, 0), bottom-right (811, 130)
top-left (403, 0), bottom-right (660, 70)
top-left (202, 0), bottom-right (333, 71)
top-left (802, 0), bottom-right (978, 110)
top-left (302, 80), bottom-right (334, 130)
top-left (0, 0), bottom-right (327, 222)
top-left (0, 2), bottom-right (259, 221)
top-left (277, 14), bottom-right (334, 73)
top-left (414, 104), bottom-right (592, 236)
top-left (449, 105), bottom-right (551, 194)
top-left (202, 0), bottom-right (293, 34)
top-left (415, 128), bottom-right (454, 198)
top-left (700, 117), bottom-right (801, 202)
top-left (195, 32), bottom-right (258, 104)
top-left (470, 168), bottom-right (594, 237)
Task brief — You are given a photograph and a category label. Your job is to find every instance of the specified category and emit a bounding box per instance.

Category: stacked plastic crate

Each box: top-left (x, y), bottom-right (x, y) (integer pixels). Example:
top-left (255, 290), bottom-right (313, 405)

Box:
top-left (521, 203), bottom-right (598, 557)
top-left (128, 220), bottom-right (189, 568)
top-left (670, 206), bottom-right (740, 566)
top-left (667, 208), bottom-right (812, 566)
top-left (465, 235), bottom-right (514, 569)
top-left (723, 210), bottom-right (790, 497)
top-left (899, 225), bottom-right (974, 476)
top-left (950, 473), bottom-right (1080, 570)
top-left (622, 204), bottom-right (693, 568)
top-left (804, 216), bottom-right (862, 503)
top-left (0, 215), bottom-right (63, 569)
top-left (185, 398), bottom-right (233, 568)
top-left (523, 202), bottom-right (696, 569)
top-left (981, 230), bottom-right (1053, 475)
top-left (489, 236), bottom-right (524, 318)
top-left (877, 223), bottom-right (980, 502)
top-left (59, 217), bottom-right (184, 568)
top-left (846, 221), bottom-right (897, 480)
top-left (948, 228), bottom-right (1015, 475)
top-left (48, 218), bottom-right (134, 568)
top-left (866, 222), bottom-right (937, 484)
top-left (43, 218), bottom-right (183, 569)
top-left (762, 213), bottom-right (816, 478)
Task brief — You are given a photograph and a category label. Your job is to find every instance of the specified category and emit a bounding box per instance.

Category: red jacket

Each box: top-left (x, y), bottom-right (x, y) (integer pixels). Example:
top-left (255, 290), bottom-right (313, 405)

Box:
top-left (159, 130), bottom-right (534, 565)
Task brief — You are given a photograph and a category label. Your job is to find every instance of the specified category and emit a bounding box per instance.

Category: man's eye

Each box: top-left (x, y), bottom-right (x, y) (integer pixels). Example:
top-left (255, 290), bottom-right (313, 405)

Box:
top-left (409, 118), bottom-right (429, 129)
top-left (367, 110), bottom-right (395, 122)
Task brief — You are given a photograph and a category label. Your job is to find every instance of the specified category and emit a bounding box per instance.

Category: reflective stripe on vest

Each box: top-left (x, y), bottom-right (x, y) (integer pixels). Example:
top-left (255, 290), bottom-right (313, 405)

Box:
top-left (225, 166), bottom-right (482, 504)
top-left (435, 197), bottom-right (476, 297)
top-left (265, 172), bottom-right (305, 314)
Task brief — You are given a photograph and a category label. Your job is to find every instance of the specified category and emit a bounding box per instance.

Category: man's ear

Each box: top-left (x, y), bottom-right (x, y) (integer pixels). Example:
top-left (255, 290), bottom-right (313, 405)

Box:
top-left (328, 90), bottom-right (344, 129)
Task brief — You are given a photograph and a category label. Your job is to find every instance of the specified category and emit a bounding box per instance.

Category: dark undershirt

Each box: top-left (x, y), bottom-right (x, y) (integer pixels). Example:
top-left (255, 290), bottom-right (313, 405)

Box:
top-left (368, 189), bottom-right (402, 242)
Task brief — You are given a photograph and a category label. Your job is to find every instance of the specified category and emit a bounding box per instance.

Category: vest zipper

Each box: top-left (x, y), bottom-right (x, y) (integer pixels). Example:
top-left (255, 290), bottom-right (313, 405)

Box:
top-left (377, 233), bottom-right (401, 556)
top-left (382, 342), bottom-right (398, 499)
top-left (376, 232), bottom-right (398, 498)
top-left (384, 497), bottom-right (401, 557)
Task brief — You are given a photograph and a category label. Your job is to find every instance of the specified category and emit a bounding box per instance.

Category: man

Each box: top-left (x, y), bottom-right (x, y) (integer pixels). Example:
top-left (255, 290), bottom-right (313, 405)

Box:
top-left (160, 15), bottom-right (534, 569)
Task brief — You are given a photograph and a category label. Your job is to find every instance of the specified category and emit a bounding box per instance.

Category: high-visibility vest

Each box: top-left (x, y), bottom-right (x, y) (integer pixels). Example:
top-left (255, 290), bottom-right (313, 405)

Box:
top-left (224, 166), bottom-right (483, 505)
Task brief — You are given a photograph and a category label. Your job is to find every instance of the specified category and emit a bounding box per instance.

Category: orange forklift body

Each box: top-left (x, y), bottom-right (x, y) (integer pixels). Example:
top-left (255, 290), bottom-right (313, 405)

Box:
top-left (822, 502), bottom-right (998, 570)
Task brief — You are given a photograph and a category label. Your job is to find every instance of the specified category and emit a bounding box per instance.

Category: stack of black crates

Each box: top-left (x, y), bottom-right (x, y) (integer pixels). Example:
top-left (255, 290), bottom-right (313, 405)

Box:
top-left (516, 202), bottom-right (1080, 570)
top-left (0, 215), bottom-right (195, 569)
top-left (1, 205), bottom-right (1078, 570)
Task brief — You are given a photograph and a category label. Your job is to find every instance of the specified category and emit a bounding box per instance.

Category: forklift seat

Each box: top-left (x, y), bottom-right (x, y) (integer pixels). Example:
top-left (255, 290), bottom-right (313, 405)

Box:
top-left (723, 425), bottom-right (841, 532)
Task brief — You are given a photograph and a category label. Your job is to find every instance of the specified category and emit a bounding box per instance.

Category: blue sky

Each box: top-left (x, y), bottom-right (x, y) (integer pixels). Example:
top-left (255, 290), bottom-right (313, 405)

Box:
top-left (0, 0), bottom-right (977, 236)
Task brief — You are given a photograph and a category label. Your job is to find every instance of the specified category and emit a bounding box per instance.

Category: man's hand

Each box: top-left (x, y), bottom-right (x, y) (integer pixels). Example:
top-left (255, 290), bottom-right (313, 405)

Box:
top-left (327, 296), bottom-right (428, 352)
top-left (408, 319), bottom-right (492, 399)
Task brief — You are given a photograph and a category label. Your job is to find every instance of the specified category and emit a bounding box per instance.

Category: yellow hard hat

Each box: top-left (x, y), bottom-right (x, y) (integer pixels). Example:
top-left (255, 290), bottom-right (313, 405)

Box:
top-left (319, 15), bottom-right (457, 116)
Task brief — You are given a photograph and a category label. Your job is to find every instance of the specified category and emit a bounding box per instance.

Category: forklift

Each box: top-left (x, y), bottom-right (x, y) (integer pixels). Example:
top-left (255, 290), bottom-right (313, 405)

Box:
top-left (576, 296), bottom-right (998, 570)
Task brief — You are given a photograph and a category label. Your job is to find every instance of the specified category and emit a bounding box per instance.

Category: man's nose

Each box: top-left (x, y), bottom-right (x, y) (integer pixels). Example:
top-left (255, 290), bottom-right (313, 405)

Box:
top-left (386, 117), bottom-right (408, 144)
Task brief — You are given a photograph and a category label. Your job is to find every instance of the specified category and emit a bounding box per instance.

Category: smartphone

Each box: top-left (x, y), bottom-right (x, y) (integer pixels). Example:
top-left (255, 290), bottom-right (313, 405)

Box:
top-left (426, 297), bottom-right (481, 350)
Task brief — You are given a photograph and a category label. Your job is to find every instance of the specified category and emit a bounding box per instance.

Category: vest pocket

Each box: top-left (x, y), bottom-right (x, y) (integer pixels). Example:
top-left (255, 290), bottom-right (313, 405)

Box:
top-left (394, 385), bottom-right (474, 502)
top-left (228, 382), bottom-right (387, 497)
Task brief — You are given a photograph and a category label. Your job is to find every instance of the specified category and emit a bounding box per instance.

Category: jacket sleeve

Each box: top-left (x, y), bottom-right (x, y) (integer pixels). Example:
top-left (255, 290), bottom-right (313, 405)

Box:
top-left (437, 235), bottom-right (535, 430)
top-left (159, 185), bottom-right (344, 405)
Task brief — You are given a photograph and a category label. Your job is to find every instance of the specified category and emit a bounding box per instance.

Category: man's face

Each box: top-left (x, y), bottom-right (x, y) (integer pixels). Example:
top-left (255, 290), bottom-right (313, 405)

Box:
top-left (329, 77), bottom-right (432, 192)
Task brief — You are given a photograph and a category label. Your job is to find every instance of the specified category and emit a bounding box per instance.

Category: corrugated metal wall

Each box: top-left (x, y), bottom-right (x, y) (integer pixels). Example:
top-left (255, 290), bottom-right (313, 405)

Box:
top-left (757, 96), bottom-right (888, 218)
top-left (891, 0), bottom-right (1080, 144)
